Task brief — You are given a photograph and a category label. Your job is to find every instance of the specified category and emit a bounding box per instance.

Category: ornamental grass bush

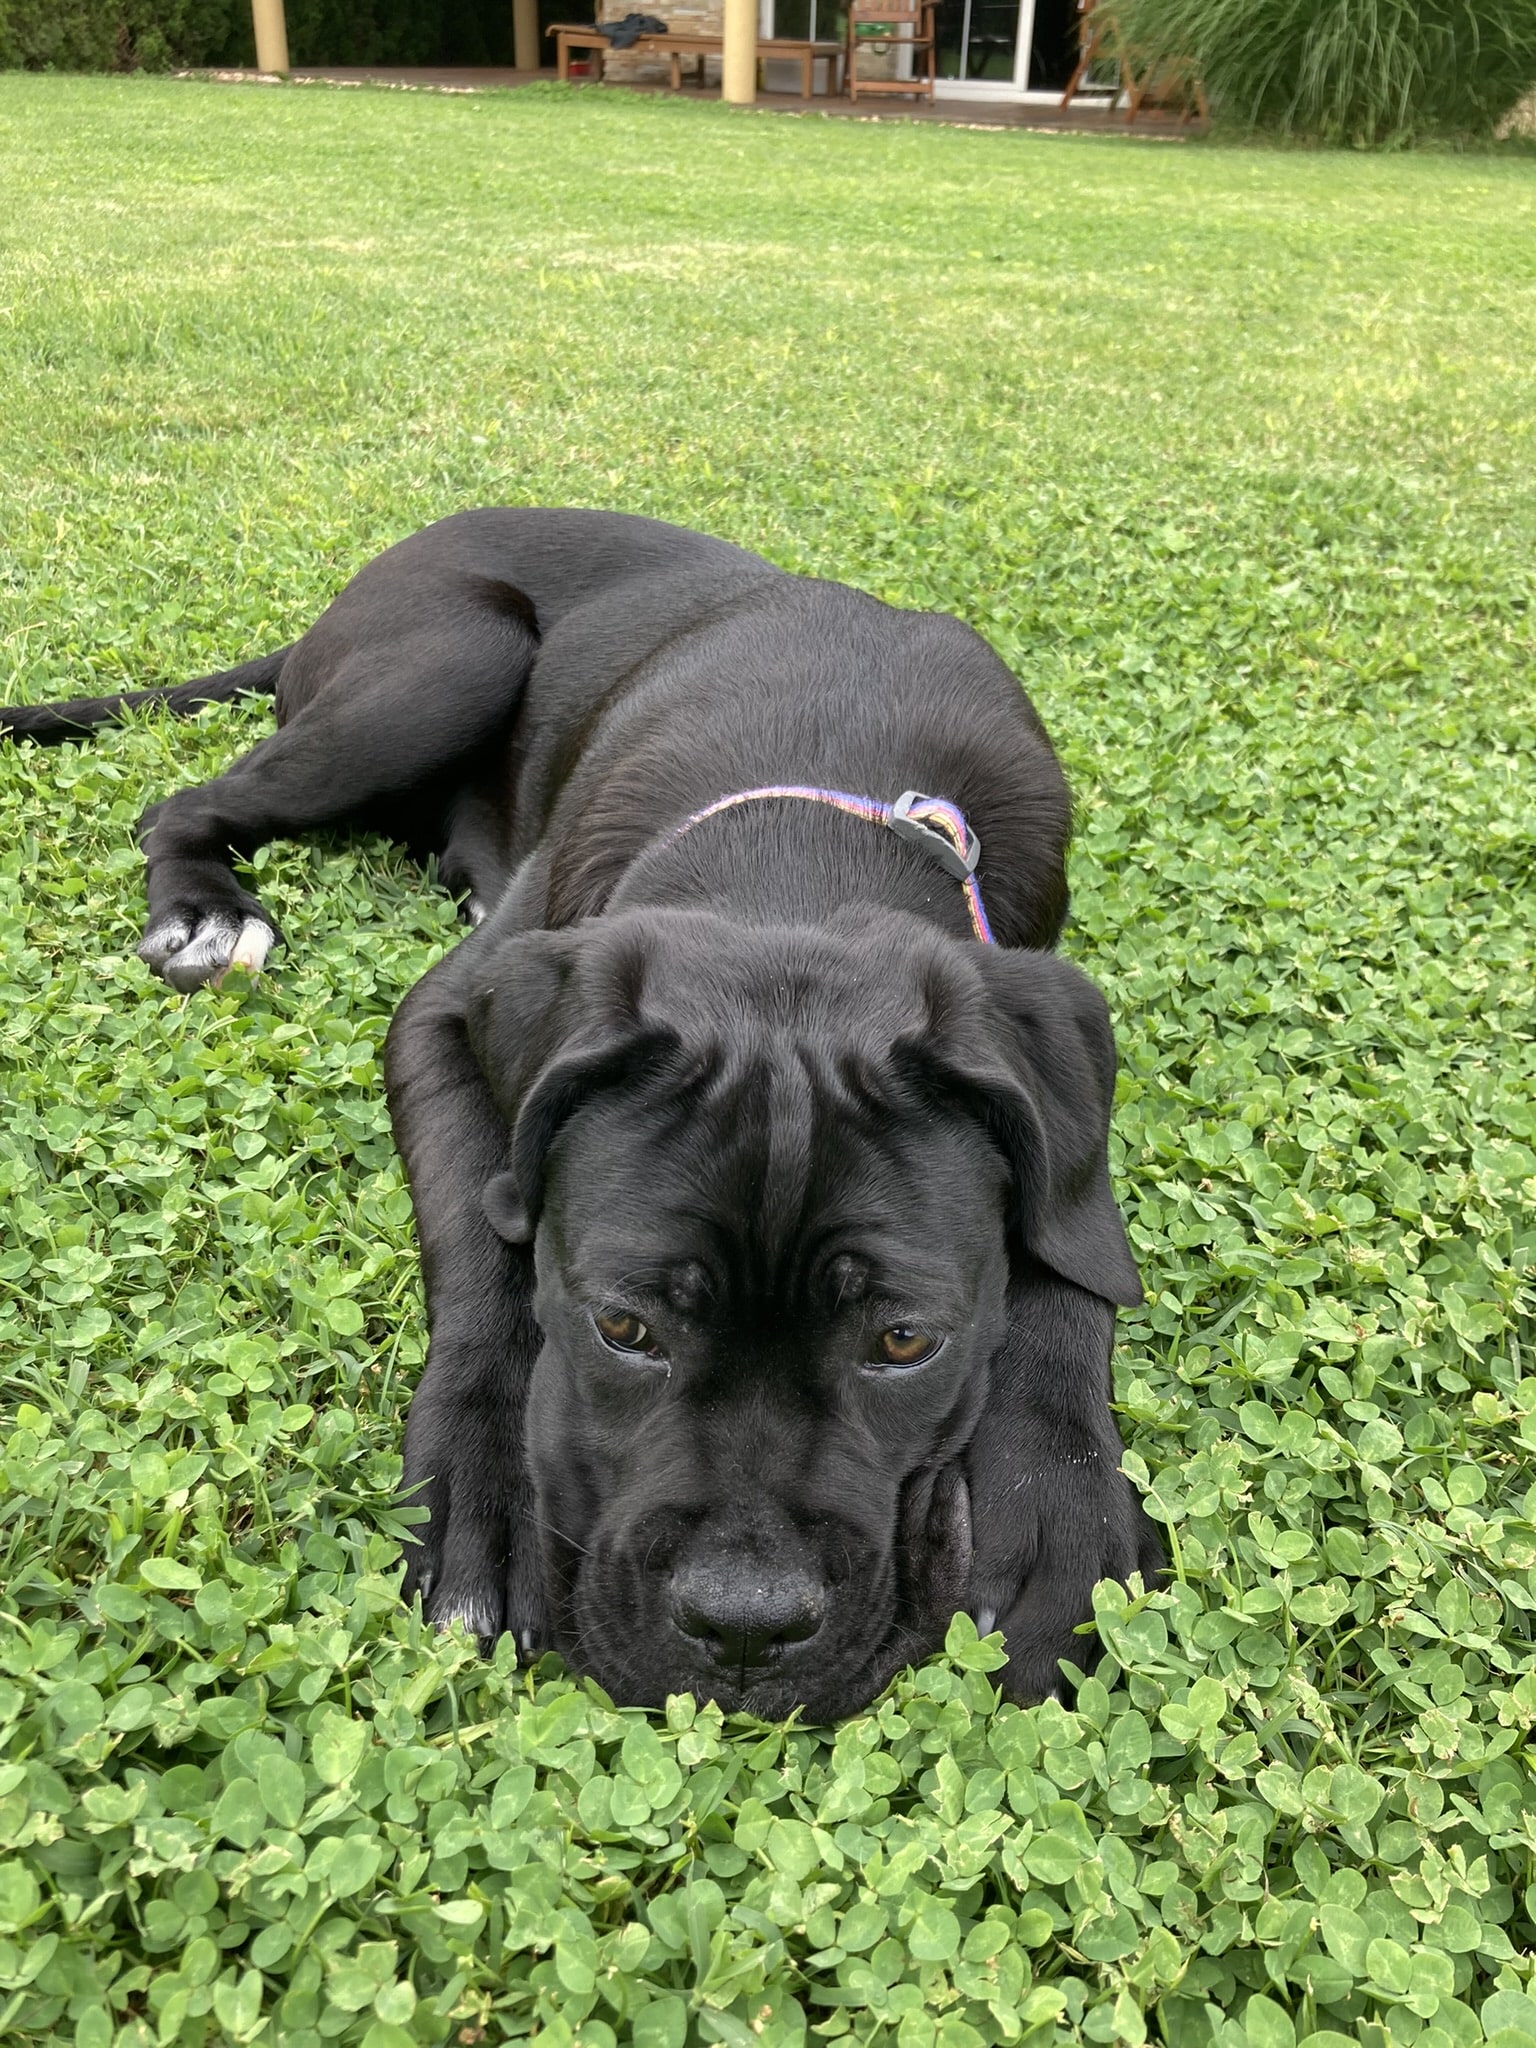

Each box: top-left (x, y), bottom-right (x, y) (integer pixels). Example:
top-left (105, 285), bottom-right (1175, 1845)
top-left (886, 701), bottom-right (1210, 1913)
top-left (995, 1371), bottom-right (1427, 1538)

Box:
top-left (1113, 0), bottom-right (1536, 143)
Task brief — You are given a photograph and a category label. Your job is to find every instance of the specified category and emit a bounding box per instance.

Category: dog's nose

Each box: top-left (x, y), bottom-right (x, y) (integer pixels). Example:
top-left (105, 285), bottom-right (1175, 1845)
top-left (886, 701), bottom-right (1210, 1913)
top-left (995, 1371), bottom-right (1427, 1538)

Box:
top-left (670, 1562), bottom-right (825, 1669)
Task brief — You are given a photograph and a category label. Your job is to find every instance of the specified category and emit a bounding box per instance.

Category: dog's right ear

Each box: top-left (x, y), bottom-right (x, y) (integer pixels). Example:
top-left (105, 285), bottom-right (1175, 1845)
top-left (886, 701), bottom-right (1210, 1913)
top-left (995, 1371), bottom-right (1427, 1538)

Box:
top-left (465, 925), bottom-right (676, 1244)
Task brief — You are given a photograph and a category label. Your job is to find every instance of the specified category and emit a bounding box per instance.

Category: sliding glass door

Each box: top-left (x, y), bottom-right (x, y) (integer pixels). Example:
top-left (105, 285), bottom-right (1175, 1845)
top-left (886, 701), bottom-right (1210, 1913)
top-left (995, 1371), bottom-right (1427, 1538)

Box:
top-left (933, 0), bottom-right (1024, 83)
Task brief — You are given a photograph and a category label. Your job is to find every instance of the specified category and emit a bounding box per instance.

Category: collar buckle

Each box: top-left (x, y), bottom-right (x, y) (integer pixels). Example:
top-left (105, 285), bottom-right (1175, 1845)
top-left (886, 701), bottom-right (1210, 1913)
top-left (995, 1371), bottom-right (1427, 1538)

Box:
top-left (888, 790), bottom-right (981, 880)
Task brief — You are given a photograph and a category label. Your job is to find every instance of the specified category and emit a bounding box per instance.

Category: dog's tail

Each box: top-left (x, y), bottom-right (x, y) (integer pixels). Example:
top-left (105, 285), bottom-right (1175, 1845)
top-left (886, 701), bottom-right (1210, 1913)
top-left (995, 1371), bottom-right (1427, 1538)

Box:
top-left (0, 647), bottom-right (290, 746)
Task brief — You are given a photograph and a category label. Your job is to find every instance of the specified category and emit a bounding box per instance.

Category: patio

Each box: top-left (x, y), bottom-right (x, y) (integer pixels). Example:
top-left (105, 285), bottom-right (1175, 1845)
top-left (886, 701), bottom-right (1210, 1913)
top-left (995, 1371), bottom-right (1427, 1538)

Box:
top-left (221, 63), bottom-right (1203, 134)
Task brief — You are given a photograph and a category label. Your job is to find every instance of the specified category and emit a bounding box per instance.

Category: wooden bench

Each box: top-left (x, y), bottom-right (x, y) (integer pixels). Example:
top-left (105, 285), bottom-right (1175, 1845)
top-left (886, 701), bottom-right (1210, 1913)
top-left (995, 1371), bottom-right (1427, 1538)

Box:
top-left (548, 24), bottom-right (842, 98)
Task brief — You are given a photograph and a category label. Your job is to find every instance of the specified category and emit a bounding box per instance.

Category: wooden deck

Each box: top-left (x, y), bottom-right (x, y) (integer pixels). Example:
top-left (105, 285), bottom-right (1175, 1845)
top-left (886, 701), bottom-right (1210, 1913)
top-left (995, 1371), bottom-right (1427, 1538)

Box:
top-left (197, 66), bottom-right (1203, 138)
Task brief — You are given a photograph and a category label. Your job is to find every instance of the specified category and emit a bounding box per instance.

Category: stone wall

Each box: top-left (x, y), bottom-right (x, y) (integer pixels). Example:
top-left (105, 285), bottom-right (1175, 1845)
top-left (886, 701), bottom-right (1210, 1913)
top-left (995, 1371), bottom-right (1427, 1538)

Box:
top-left (598, 0), bottom-right (723, 85)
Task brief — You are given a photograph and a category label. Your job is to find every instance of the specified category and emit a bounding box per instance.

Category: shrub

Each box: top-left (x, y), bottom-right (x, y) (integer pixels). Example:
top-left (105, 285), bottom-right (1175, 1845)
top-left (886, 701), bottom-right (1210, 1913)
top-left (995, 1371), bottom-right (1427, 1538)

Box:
top-left (1112, 0), bottom-right (1536, 142)
top-left (0, 0), bottom-right (515, 71)
top-left (0, 0), bottom-right (246, 71)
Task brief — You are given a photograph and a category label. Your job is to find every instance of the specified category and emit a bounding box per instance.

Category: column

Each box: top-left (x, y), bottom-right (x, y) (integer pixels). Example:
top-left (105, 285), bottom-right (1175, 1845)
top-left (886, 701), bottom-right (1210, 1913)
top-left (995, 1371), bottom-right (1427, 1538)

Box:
top-left (722, 0), bottom-right (757, 103)
top-left (513, 0), bottom-right (540, 72)
top-left (251, 0), bottom-right (289, 73)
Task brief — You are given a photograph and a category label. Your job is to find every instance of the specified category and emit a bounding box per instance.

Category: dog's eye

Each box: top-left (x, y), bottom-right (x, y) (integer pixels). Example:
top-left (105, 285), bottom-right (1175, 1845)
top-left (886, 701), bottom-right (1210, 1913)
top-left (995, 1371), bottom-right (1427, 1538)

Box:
top-left (594, 1310), bottom-right (658, 1356)
top-left (870, 1326), bottom-right (942, 1371)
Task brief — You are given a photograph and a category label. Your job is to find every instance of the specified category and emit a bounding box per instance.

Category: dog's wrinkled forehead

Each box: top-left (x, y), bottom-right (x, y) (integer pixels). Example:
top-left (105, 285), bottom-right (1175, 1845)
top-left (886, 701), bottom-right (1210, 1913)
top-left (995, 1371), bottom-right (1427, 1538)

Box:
top-left (538, 911), bottom-right (1004, 1309)
top-left (557, 1039), bottom-right (994, 1317)
top-left (473, 899), bottom-right (1141, 1308)
top-left (588, 904), bottom-right (961, 1055)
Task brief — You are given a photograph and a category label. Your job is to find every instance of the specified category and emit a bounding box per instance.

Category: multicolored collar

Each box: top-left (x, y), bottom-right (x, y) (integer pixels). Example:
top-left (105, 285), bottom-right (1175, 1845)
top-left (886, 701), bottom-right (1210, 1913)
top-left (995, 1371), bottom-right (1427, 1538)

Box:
top-left (662, 784), bottom-right (994, 945)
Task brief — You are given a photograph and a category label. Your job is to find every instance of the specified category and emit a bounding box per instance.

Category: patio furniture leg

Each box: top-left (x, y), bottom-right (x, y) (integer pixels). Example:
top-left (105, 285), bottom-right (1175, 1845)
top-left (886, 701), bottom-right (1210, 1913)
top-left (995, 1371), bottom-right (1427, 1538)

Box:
top-left (1058, 40), bottom-right (1095, 108)
top-left (557, 34), bottom-right (569, 80)
top-left (1058, 2), bottom-right (1105, 110)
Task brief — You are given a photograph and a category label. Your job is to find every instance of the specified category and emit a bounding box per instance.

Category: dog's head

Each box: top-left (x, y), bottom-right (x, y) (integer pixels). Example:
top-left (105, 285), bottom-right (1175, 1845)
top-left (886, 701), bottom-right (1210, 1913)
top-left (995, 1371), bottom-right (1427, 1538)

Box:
top-left (466, 906), bottom-right (1139, 1719)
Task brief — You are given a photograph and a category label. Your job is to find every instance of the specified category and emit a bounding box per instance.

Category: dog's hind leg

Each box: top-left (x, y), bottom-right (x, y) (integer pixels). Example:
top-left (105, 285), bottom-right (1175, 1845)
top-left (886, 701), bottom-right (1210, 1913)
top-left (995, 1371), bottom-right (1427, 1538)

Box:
top-left (439, 784), bottom-right (513, 926)
top-left (135, 608), bottom-right (537, 990)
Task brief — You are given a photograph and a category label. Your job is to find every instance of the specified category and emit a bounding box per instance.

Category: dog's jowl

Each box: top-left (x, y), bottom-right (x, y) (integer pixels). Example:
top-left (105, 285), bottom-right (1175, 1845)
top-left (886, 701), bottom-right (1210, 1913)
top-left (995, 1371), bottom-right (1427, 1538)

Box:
top-left (4, 508), bottom-right (1162, 1717)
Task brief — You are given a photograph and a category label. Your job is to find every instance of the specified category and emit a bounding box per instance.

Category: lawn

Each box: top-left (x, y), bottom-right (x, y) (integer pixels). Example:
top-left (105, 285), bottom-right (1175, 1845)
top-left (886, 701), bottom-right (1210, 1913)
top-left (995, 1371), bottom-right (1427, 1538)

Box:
top-left (1, 69), bottom-right (1535, 2048)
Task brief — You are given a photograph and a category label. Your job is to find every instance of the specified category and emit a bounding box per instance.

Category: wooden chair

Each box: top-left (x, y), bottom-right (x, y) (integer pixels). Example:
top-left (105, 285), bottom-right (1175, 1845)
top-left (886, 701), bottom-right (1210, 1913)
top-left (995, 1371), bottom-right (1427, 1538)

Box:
top-left (1057, 0), bottom-right (1110, 109)
top-left (1058, 0), bottom-right (1208, 125)
top-left (1121, 47), bottom-right (1209, 125)
top-left (844, 0), bottom-right (936, 104)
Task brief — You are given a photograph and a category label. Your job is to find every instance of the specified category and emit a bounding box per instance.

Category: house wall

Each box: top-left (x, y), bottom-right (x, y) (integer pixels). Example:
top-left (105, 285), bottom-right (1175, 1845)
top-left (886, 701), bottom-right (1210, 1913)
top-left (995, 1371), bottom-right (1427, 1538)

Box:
top-left (599, 0), bottom-right (723, 83)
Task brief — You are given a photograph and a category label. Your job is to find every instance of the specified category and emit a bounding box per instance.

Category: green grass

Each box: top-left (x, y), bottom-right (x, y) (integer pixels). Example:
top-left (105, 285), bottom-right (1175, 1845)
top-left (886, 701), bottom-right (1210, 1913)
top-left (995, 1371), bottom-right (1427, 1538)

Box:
top-left (1, 70), bottom-right (1535, 2048)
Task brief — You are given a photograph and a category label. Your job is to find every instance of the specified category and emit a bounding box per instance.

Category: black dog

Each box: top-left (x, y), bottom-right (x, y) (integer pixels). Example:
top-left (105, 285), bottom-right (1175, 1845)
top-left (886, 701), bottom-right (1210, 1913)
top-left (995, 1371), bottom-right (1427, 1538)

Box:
top-left (5, 509), bottom-right (1159, 1718)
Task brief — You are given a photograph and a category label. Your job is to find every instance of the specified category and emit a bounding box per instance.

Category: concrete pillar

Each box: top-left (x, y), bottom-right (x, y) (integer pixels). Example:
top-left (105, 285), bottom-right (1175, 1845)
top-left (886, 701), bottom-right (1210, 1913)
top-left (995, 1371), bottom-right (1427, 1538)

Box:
top-left (251, 0), bottom-right (289, 73)
top-left (722, 0), bottom-right (757, 102)
top-left (513, 0), bottom-right (540, 72)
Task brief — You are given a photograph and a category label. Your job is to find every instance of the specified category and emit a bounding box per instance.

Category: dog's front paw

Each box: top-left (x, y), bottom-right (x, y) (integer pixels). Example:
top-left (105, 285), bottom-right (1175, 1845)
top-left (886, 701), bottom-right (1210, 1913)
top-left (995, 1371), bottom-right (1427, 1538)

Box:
top-left (139, 905), bottom-right (279, 991)
top-left (400, 1421), bottom-right (547, 1657)
top-left (969, 1445), bottom-right (1163, 1704)
top-left (404, 1527), bottom-right (548, 1657)
top-left (840, 1464), bottom-right (973, 1712)
top-left (410, 1567), bottom-right (534, 1652)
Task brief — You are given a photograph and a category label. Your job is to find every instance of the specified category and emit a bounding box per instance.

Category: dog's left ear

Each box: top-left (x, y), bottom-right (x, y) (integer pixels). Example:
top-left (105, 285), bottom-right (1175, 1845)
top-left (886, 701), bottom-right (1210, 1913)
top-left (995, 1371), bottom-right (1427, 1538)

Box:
top-left (917, 948), bottom-right (1142, 1306)
top-left (465, 925), bottom-right (677, 1245)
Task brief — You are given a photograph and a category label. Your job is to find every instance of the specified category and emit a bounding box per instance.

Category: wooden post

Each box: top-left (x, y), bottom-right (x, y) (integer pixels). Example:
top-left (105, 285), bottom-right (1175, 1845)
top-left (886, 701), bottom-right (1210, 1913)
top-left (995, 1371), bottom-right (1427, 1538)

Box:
top-left (722, 0), bottom-right (757, 102)
top-left (251, 0), bottom-right (289, 73)
top-left (512, 0), bottom-right (540, 71)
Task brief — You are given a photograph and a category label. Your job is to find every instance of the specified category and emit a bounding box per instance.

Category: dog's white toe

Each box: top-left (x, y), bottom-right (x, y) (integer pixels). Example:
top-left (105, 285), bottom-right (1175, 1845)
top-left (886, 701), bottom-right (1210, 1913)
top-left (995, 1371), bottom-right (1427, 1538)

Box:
top-left (434, 1597), bottom-right (501, 1643)
top-left (221, 917), bottom-right (276, 979)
